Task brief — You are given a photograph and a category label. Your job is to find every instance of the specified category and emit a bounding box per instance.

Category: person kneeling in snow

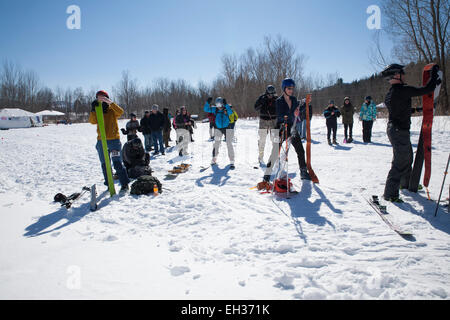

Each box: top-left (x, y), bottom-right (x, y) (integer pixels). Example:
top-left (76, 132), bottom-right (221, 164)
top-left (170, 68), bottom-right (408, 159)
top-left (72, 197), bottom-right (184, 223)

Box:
top-left (89, 90), bottom-right (130, 192)
top-left (122, 138), bottom-right (152, 179)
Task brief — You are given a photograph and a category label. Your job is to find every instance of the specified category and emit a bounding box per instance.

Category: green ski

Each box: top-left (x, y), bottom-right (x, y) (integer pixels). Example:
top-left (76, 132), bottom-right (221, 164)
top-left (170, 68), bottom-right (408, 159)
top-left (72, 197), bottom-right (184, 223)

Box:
top-left (95, 102), bottom-right (116, 196)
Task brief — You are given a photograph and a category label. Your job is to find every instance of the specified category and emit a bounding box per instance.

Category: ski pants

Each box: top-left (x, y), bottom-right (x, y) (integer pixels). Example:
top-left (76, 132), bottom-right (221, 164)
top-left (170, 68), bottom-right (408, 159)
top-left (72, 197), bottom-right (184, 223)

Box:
top-left (383, 124), bottom-right (413, 199)
top-left (151, 130), bottom-right (165, 154)
top-left (96, 139), bottom-right (130, 187)
top-left (264, 130), bottom-right (307, 177)
top-left (176, 128), bottom-right (191, 156)
top-left (213, 128), bottom-right (235, 162)
top-left (258, 118), bottom-right (278, 161)
top-left (326, 119), bottom-right (337, 141)
top-left (143, 134), bottom-right (153, 152)
top-left (344, 123), bottom-right (353, 140)
top-left (163, 128), bottom-right (171, 148)
top-left (362, 120), bottom-right (374, 142)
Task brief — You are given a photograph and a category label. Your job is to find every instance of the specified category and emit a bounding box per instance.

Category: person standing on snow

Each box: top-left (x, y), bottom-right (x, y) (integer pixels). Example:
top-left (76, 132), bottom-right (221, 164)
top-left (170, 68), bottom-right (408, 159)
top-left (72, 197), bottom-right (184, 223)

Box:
top-left (359, 96), bottom-right (377, 143)
top-left (340, 97), bottom-right (355, 143)
top-left (297, 98), bottom-right (312, 140)
top-left (140, 110), bottom-right (153, 152)
top-left (89, 90), bottom-right (130, 192)
top-left (254, 85), bottom-right (278, 166)
top-left (323, 100), bottom-right (341, 146)
top-left (204, 97), bottom-right (235, 169)
top-left (162, 107), bottom-right (171, 148)
top-left (149, 104), bottom-right (165, 156)
top-left (263, 78), bottom-right (312, 182)
top-left (121, 113), bottom-right (141, 141)
top-left (381, 63), bottom-right (440, 202)
top-left (175, 106), bottom-right (195, 156)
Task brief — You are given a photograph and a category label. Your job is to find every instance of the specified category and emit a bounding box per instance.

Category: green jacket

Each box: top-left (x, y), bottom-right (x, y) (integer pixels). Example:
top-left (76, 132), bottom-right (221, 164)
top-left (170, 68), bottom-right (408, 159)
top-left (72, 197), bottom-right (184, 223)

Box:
top-left (340, 103), bottom-right (355, 124)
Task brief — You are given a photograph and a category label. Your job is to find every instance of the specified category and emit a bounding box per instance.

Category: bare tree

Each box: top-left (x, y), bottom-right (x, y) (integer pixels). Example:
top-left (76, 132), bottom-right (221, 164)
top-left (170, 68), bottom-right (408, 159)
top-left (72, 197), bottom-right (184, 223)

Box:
top-left (382, 0), bottom-right (450, 112)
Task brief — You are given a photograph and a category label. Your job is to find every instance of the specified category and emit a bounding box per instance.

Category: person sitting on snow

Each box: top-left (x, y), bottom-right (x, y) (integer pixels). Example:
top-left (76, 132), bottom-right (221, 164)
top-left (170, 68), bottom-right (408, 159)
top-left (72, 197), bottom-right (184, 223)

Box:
top-left (121, 138), bottom-right (151, 179)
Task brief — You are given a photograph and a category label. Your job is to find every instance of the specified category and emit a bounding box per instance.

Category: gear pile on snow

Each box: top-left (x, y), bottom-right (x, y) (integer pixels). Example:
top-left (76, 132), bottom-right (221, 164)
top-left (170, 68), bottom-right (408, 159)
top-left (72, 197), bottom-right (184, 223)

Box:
top-left (130, 175), bottom-right (162, 195)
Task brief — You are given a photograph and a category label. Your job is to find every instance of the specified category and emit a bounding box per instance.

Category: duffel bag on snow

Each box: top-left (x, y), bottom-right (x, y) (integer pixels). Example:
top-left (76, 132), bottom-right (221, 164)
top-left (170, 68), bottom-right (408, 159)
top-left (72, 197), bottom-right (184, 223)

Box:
top-left (130, 175), bottom-right (162, 195)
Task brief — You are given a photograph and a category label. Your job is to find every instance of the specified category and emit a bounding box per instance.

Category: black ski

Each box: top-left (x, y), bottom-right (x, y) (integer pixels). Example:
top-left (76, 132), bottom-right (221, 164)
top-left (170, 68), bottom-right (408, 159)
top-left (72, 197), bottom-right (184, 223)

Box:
top-left (364, 194), bottom-right (413, 238)
top-left (90, 184), bottom-right (97, 211)
top-left (54, 186), bottom-right (91, 209)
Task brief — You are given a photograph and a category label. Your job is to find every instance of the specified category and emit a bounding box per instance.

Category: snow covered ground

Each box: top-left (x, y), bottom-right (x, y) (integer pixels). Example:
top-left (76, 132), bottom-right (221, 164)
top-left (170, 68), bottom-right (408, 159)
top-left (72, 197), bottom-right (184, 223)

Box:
top-left (0, 115), bottom-right (449, 300)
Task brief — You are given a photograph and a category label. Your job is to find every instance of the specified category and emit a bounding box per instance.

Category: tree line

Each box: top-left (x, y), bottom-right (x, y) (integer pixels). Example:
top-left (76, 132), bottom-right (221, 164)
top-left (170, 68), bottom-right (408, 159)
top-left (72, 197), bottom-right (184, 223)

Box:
top-left (1, 0), bottom-right (448, 121)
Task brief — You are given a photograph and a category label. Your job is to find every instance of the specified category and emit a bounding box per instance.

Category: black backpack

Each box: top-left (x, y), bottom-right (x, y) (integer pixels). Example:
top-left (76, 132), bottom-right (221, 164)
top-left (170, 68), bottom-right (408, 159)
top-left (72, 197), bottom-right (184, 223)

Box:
top-left (130, 175), bottom-right (162, 195)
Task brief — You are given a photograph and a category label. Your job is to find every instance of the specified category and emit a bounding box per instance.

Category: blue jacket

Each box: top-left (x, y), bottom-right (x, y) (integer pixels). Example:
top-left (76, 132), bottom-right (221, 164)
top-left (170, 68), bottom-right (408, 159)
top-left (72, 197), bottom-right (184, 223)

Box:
top-left (276, 95), bottom-right (299, 128)
top-left (360, 102), bottom-right (377, 121)
top-left (204, 103), bottom-right (233, 129)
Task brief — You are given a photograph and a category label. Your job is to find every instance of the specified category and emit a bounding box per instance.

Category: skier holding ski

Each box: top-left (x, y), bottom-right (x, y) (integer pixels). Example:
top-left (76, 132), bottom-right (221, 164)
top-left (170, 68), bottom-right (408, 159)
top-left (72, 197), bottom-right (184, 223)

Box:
top-left (359, 96), bottom-right (377, 143)
top-left (121, 113), bottom-right (141, 141)
top-left (89, 90), bottom-right (130, 192)
top-left (323, 100), bottom-right (341, 145)
top-left (381, 63), bottom-right (440, 202)
top-left (254, 85), bottom-right (278, 166)
top-left (204, 97), bottom-right (235, 169)
top-left (263, 78), bottom-right (311, 182)
top-left (340, 97), bottom-right (355, 143)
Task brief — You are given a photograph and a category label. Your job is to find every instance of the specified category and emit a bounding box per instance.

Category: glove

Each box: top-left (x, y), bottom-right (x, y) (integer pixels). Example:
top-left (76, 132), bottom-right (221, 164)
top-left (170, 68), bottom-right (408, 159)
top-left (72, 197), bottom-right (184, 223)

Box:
top-left (91, 100), bottom-right (99, 112)
top-left (121, 128), bottom-right (127, 135)
top-left (207, 97), bottom-right (213, 105)
top-left (431, 64), bottom-right (440, 79)
top-left (223, 98), bottom-right (227, 105)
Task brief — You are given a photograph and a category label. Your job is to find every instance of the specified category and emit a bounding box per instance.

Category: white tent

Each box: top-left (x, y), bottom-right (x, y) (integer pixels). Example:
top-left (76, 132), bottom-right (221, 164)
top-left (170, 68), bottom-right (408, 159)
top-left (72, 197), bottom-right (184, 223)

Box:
top-left (0, 108), bottom-right (42, 129)
top-left (35, 110), bottom-right (65, 116)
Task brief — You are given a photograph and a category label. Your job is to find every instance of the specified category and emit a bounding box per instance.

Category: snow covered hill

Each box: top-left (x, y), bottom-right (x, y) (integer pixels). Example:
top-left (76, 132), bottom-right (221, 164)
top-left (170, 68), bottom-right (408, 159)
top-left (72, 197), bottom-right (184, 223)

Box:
top-left (0, 116), bottom-right (449, 299)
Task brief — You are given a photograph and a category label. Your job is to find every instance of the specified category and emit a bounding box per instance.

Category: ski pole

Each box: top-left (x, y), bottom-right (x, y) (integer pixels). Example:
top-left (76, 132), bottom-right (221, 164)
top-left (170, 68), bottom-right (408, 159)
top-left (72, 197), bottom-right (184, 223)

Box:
top-left (435, 153), bottom-right (450, 217)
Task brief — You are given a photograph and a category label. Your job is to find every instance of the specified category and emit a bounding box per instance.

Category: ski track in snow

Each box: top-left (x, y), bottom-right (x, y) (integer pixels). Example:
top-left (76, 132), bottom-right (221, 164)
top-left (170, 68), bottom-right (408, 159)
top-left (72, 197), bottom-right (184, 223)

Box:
top-left (0, 116), bottom-right (449, 299)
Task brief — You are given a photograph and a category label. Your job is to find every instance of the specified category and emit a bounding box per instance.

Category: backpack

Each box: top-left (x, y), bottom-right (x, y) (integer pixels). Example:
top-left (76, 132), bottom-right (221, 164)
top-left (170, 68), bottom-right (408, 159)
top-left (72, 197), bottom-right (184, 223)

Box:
top-left (130, 175), bottom-right (162, 195)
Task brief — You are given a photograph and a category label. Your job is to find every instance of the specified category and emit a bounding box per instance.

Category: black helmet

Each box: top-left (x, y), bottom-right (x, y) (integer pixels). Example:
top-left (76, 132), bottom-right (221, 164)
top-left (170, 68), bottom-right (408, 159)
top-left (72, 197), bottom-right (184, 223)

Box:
top-left (381, 64), bottom-right (405, 78)
top-left (266, 85), bottom-right (276, 95)
top-left (365, 96), bottom-right (372, 101)
top-left (130, 113), bottom-right (137, 118)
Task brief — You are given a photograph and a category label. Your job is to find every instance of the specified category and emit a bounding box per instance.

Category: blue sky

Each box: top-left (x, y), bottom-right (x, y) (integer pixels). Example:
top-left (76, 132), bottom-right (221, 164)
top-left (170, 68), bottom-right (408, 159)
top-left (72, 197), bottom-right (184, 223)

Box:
top-left (0, 0), bottom-right (391, 93)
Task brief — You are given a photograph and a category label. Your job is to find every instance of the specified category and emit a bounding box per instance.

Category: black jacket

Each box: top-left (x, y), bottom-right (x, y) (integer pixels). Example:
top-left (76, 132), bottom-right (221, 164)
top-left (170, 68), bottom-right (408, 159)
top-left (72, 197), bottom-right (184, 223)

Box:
top-left (175, 114), bottom-right (194, 130)
top-left (124, 119), bottom-right (141, 136)
top-left (255, 94), bottom-right (278, 120)
top-left (148, 112), bottom-right (165, 132)
top-left (323, 106), bottom-right (341, 123)
top-left (385, 77), bottom-right (438, 130)
top-left (299, 102), bottom-right (313, 121)
top-left (140, 116), bottom-right (152, 134)
top-left (122, 142), bottom-right (149, 170)
top-left (275, 95), bottom-right (300, 134)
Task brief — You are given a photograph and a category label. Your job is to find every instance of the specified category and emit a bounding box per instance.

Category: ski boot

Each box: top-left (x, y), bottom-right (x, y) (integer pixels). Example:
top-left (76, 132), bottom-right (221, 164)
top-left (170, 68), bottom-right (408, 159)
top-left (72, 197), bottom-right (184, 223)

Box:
top-left (328, 139), bottom-right (332, 146)
top-left (119, 184), bottom-right (129, 194)
top-left (333, 139), bottom-right (339, 145)
top-left (384, 196), bottom-right (404, 203)
top-left (211, 157), bottom-right (217, 166)
top-left (230, 162), bottom-right (235, 170)
top-left (300, 168), bottom-right (312, 181)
